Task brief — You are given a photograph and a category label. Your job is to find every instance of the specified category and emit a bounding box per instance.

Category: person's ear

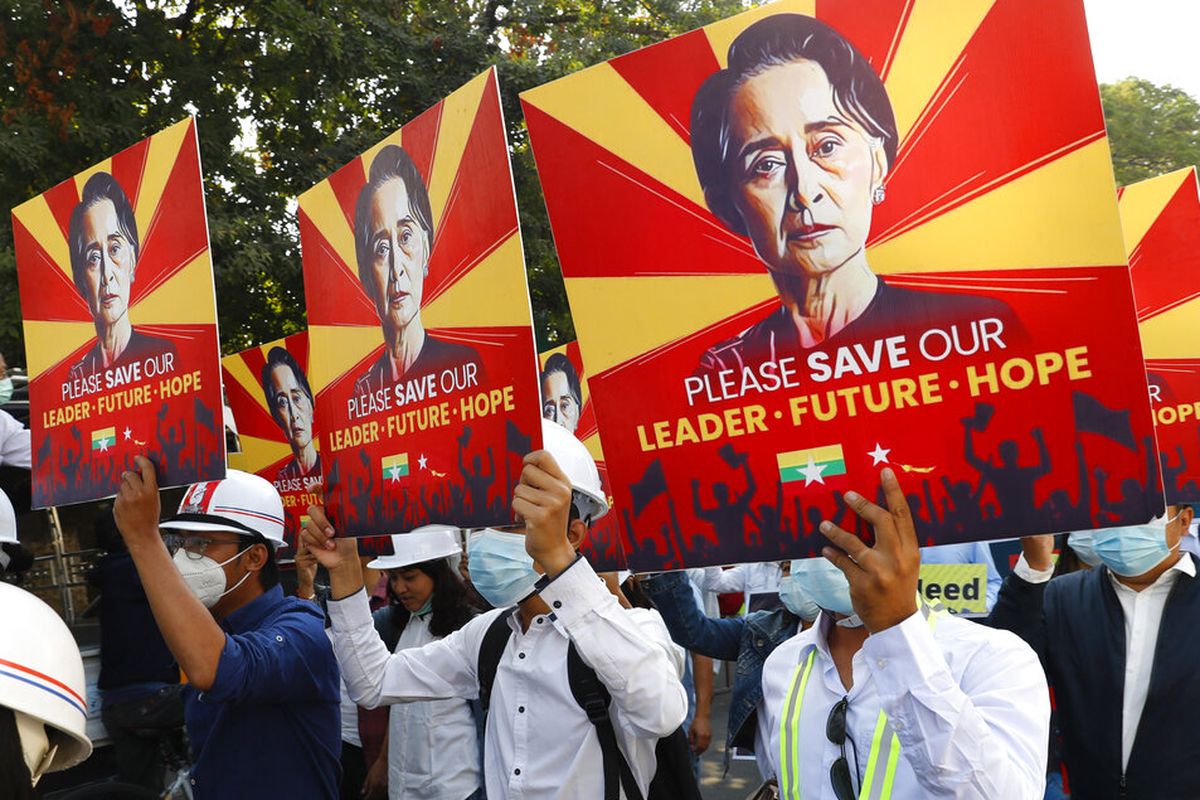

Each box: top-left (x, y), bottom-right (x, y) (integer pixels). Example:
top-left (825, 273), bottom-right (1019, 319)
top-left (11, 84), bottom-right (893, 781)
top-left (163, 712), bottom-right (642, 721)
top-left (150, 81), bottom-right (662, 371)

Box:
top-left (567, 518), bottom-right (589, 552)
top-left (241, 542), bottom-right (269, 574)
top-left (870, 138), bottom-right (889, 193)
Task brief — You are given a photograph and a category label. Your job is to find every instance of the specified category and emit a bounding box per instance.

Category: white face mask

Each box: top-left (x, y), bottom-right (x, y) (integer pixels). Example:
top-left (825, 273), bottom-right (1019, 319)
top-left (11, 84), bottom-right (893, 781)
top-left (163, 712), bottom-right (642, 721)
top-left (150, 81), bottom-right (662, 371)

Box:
top-left (0, 377), bottom-right (13, 405)
top-left (15, 710), bottom-right (56, 786)
top-left (173, 547), bottom-right (253, 608)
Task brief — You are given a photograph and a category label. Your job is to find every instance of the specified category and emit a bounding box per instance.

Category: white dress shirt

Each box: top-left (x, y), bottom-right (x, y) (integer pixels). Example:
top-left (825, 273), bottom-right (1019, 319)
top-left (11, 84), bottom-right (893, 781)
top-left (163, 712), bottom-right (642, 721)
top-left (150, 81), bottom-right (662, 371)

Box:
top-left (0, 410), bottom-right (30, 469)
top-left (1015, 551), bottom-right (1196, 770)
top-left (760, 609), bottom-right (1049, 799)
top-left (379, 611), bottom-right (481, 800)
top-left (700, 562), bottom-right (782, 612)
top-left (328, 558), bottom-right (687, 800)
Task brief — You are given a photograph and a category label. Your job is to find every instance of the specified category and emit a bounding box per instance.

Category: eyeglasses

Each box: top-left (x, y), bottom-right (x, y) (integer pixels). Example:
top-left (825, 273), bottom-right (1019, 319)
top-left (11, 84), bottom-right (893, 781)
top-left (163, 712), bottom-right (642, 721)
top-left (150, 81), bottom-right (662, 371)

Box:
top-left (826, 696), bottom-right (860, 800)
top-left (162, 533), bottom-right (244, 561)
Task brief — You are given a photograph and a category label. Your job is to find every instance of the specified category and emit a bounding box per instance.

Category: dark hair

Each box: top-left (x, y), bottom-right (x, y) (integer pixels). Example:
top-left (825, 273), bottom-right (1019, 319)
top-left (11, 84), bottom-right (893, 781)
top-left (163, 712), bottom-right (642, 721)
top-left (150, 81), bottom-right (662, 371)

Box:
top-left (0, 707), bottom-right (35, 800)
top-left (385, 557), bottom-right (475, 638)
top-left (0, 543), bottom-right (34, 576)
top-left (353, 144), bottom-right (434, 292)
top-left (540, 352), bottom-right (582, 411)
top-left (68, 171), bottom-right (139, 289)
top-left (260, 346), bottom-right (314, 429)
top-left (239, 534), bottom-right (279, 591)
top-left (690, 14), bottom-right (898, 235)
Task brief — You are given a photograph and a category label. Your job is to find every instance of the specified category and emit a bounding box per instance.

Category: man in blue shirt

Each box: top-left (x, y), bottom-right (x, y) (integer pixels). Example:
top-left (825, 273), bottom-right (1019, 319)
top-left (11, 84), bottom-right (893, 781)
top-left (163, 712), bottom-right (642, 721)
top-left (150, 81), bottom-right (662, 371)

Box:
top-left (114, 457), bottom-right (340, 798)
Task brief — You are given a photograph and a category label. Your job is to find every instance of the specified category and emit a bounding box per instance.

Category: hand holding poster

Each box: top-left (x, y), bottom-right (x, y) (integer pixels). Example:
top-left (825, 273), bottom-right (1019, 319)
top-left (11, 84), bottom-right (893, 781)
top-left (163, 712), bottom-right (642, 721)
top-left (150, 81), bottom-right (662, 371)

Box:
top-left (300, 68), bottom-right (542, 537)
top-left (523, 0), bottom-right (1162, 570)
top-left (1119, 168), bottom-right (1200, 506)
top-left (12, 118), bottom-right (225, 507)
top-left (539, 342), bottom-right (626, 570)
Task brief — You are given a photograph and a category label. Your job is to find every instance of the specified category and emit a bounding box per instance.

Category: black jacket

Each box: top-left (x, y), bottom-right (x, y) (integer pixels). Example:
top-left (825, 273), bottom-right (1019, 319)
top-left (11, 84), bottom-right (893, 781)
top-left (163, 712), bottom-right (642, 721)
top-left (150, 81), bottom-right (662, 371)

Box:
top-left (990, 555), bottom-right (1200, 799)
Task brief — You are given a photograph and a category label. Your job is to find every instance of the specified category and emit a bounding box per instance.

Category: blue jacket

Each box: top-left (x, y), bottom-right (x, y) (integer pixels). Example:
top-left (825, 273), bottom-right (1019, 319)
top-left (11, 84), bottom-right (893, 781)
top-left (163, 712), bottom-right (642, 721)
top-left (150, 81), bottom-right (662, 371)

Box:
top-left (642, 571), bottom-right (799, 763)
top-left (989, 554), bottom-right (1200, 800)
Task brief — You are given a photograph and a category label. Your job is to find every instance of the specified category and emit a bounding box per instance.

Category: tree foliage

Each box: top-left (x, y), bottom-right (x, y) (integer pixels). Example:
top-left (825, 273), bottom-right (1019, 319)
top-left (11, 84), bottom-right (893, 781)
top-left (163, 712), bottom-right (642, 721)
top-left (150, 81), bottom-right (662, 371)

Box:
top-left (0, 0), bottom-right (745, 365)
top-left (1101, 77), bottom-right (1200, 186)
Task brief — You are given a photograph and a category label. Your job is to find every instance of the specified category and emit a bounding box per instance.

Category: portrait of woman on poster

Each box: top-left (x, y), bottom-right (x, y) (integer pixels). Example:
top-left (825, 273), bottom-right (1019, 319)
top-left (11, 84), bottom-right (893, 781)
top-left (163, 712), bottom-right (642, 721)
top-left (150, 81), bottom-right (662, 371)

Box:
top-left (690, 14), bottom-right (1015, 374)
top-left (67, 172), bottom-right (176, 382)
top-left (261, 346), bottom-right (321, 485)
top-left (352, 145), bottom-right (480, 397)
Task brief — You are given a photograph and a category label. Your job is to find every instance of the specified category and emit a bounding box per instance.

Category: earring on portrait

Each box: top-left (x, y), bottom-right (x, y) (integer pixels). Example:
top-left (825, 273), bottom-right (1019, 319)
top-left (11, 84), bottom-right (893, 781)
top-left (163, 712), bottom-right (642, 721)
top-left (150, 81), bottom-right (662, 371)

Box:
top-left (872, 186), bottom-right (886, 205)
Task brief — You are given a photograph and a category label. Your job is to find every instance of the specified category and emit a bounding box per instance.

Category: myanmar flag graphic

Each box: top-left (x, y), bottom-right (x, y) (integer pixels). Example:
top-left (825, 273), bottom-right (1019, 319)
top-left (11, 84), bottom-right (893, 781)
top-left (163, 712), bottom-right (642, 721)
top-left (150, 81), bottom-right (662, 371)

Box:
top-left (381, 454), bottom-right (410, 482)
top-left (91, 427), bottom-right (117, 452)
top-left (777, 445), bottom-right (846, 486)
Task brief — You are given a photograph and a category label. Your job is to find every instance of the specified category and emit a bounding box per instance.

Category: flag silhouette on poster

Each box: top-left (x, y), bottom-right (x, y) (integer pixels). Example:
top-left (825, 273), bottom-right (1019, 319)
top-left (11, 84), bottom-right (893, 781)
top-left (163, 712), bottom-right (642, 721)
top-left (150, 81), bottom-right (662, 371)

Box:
top-left (522, 0), bottom-right (1162, 569)
top-left (1119, 167), bottom-right (1200, 505)
top-left (299, 68), bottom-right (542, 537)
top-left (12, 118), bottom-right (225, 507)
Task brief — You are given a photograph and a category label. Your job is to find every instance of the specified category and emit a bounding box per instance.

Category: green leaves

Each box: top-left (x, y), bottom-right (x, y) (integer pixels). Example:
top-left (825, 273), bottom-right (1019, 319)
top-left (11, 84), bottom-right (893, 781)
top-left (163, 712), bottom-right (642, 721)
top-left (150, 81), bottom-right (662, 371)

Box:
top-left (1102, 78), bottom-right (1200, 187)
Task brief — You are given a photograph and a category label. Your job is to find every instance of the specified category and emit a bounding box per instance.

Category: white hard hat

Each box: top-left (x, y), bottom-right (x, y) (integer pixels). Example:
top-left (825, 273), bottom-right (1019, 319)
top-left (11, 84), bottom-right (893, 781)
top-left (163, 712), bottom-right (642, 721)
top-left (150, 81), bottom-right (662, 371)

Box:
top-left (540, 419), bottom-right (609, 521)
top-left (160, 469), bottom-right (286, 548)
top-left (367, 525), bottom-right (461, 570)
top-left (0, 488), bottom-right (15, 545)
top-left (0, 582), bottom-right (92, 775)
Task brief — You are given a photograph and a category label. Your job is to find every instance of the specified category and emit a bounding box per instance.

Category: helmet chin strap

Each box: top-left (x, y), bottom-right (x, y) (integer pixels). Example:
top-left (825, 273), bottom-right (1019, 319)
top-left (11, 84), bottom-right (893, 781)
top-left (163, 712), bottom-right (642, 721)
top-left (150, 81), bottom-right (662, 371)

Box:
top-left (14, 710), bottom-right (57, 786)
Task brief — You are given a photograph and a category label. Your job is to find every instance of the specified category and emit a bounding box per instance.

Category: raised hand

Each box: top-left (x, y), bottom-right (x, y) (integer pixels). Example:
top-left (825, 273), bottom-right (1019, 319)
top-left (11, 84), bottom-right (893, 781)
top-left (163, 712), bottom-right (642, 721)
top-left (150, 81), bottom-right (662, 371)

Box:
top-left (819, 468), bottom-right (920, 633)
top-left (512, 450), bottom-right (576, 577)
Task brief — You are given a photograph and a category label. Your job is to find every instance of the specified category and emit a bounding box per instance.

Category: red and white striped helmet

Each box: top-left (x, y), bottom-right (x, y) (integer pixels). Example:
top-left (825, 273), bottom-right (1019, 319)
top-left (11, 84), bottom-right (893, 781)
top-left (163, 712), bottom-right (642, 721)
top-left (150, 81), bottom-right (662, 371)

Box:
top-left (161, 469), bottom-right (286, 547)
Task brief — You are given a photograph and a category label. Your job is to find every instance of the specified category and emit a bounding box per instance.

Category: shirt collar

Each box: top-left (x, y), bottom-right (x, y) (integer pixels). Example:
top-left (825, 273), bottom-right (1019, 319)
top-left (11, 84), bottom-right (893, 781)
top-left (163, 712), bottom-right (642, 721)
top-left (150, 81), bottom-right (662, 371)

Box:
top-left (221, 585), bottom-right (286, 634)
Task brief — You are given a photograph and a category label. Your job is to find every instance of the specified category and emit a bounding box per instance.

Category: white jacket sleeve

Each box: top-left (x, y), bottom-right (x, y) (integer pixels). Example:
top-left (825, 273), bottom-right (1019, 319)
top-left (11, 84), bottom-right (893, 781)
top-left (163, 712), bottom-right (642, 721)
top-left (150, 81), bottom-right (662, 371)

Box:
top-left (326, 588), bottom-right (492, 709)
top-left (0, 411), bottom-right (31, 469)
top-left (862, 612), bottom-right (1050, 799)
top-left (539, 558), bottom-right (688, 738)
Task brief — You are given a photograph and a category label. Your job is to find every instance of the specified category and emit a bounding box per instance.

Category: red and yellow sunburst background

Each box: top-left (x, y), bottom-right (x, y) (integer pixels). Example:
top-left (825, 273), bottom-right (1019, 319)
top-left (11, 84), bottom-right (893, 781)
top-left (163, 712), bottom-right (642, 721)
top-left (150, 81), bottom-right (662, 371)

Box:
top-left (12, 118), bottom-right (224, 507)
top-left (539, 341), bottom-right (626, 570)
top-left (523, 0), bottom-right (1161, 569)
top-left (300, 68), bottom-right (542, 536)
top-left (1119, 168), bottom-right (1200, 505)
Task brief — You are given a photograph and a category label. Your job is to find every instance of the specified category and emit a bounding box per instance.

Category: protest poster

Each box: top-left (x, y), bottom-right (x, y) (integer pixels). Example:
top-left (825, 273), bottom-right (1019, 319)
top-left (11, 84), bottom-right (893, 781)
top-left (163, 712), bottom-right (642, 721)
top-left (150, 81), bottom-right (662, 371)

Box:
top-left (1118, 167), bottom-right (1200, 506)
top-left (522, 0), bottom-right (1162, 569)
top-left (300, 68), bottom-right (542, 537)
top-left (221, 332), bottom-right (321, 555)
top-left (918, 564), bottom-right (988, 615)
top-left (539, 341), bottom-right (625, 570)
top-left (12, 118), bottom-right (225, 507)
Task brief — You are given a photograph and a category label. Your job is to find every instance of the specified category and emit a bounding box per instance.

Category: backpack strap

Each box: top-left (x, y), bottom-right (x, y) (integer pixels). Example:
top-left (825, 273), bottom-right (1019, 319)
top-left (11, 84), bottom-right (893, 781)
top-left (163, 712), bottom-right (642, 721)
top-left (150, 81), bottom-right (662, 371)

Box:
top-left (566, 641), bottom-right (644, 800)
top-left (476, 610), bottom-right (515, 715)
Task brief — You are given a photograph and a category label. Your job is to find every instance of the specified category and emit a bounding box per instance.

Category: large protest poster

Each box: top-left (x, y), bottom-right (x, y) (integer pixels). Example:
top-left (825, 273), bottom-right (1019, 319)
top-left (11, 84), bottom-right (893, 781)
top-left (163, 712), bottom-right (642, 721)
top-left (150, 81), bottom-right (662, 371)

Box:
top-left (12, 118), bottom-right (225, 507)
top-left (300, 68), bottom-right (542, 537)
top-left (539, 342), bottom-right (626, 570)
top-left (522, 0), bottom-right (1161, 569)
top-left (1118, 168), bottom-right (1200, 506)
top-left (222, 332), bottom-right (321, 554)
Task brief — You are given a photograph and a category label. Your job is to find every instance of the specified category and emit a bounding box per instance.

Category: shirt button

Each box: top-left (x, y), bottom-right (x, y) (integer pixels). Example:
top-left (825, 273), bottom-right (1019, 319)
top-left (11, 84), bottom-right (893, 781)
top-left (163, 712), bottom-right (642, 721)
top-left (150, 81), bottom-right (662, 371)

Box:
top-left (519, 652), bottom-right (526, 659)
top-left (537, 618), bottom-right (544, 624)
top-left (893, 720), bottom-right (904, 731)
top-left (876, 658), bottom-right (887, 669)
top-left (275, 635), bottom-right (283, 642)
top-left (514, 768), bottom-right (521, 776)
top-left (518, 706), bottom-right (525, 713)
top-left (553, 601), bottom-right (562, 609)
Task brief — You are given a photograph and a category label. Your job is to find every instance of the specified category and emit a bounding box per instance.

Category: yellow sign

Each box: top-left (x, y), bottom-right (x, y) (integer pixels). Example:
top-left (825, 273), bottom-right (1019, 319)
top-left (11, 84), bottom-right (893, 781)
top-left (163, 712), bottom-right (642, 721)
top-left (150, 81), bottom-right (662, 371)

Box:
top-left (919, 563), bottom-right (987, 614)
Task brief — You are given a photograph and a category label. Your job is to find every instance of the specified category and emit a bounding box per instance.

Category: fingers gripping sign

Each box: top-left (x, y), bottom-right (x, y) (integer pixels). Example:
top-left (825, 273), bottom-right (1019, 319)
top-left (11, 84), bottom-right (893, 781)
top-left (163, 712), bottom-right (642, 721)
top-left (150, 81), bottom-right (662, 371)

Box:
top-left (300, 505), bottom-right (357, 570)
top-left (819, 468), bottom-right (920, 633)
top-left (512, 450), bottom-right (577, 578)
top-left (113, 455), bottom-right (164, 550)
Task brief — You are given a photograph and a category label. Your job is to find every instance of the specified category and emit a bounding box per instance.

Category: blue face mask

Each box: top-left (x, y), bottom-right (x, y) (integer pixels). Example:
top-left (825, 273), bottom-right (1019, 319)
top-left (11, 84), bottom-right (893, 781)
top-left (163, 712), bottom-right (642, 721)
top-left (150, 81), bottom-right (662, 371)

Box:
top-left (0, 378), bottom-right (12, 405)
top-left (777, 575), bottom-right (820, 621)
top-left (1090, 514), bottom-right (1180, 577)
top-left (1067, 531), bottom-right (1101, 568)
top-left (790, 557), bottom-right (854, 617)
top-left (467, 529), bottom-right (541, 608)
